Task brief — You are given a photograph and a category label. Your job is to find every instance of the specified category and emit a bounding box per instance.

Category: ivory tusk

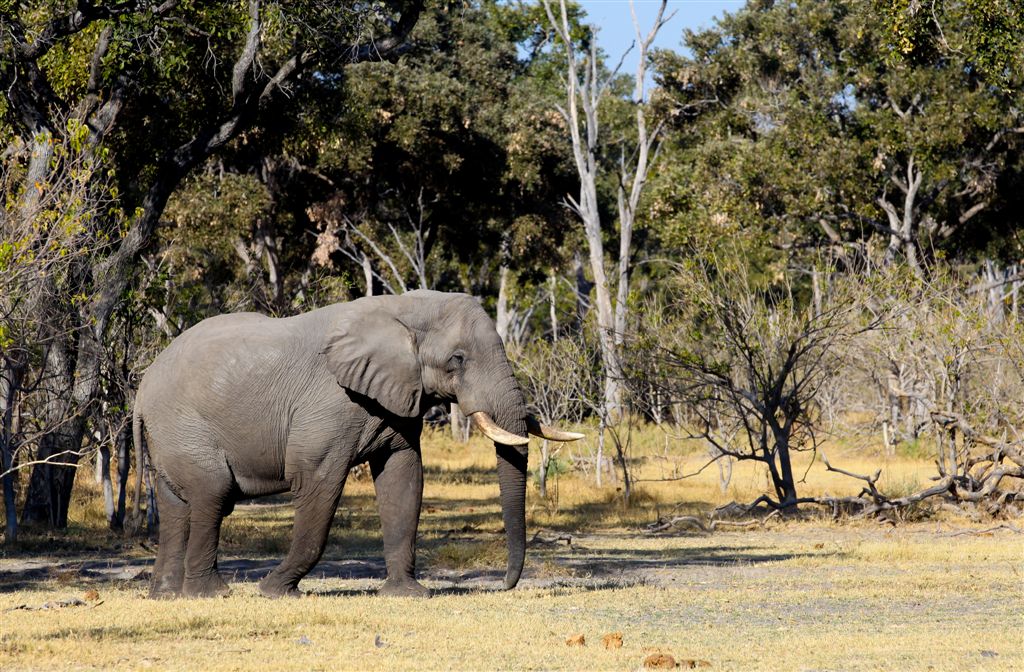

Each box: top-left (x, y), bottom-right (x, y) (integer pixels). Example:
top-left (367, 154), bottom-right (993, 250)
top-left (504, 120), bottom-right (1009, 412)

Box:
top-left (526, 415), bottom-right (584, 442)
top-left (470, 412), bottom-right (530, 446)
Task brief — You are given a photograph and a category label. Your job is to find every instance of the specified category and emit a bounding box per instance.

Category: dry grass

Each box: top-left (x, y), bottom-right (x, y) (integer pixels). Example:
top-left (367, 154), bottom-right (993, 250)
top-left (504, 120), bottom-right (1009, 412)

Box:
top-left (2, 424), bottom-right (1022, 671)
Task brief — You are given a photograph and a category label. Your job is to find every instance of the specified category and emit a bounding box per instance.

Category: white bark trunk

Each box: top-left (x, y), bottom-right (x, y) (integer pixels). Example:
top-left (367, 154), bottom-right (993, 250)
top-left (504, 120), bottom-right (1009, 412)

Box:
top-left (496, 265), bottom-right (510, 345)
top-left (544, 0), bottom-right (666, 425)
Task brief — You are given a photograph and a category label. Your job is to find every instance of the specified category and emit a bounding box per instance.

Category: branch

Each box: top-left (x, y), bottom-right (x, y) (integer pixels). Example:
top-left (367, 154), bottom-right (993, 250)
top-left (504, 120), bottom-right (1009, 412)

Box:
top-left (349, 0), bottom-right (424, 62)
top-left (11, 1), bottom-right (179, 61)
top-left (232, 0), bottom-right (262, 105)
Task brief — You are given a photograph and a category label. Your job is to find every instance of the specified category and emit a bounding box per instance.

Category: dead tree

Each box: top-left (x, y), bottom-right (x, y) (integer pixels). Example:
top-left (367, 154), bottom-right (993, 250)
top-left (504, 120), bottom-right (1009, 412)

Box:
top-left (812, 412), bottom-right (1024, 519)
top-left (643, 262), bottom-right (858, 510)
top-left (512, 338), bottom-right (588, 498)
top-left (542, 0), bottom-right (671, 423)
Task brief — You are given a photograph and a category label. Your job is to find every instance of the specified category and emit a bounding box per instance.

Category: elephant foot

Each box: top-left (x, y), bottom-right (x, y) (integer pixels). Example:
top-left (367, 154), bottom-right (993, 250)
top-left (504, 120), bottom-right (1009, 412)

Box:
top-left (378, 578), bottom-right (430, 598)
top-left (258, 575), bottom-right (303, 599)
top-left (182, 572), bottom-right (231, 598)
top-left (148, 585), bottom-right (183, 600)
top-left (148, 575), bottom-right (184, 600)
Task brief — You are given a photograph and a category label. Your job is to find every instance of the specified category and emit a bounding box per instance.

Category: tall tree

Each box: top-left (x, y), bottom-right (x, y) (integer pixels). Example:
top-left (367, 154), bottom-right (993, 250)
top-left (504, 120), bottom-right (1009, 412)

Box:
top-left (542, 0), bottom-right (670, 423)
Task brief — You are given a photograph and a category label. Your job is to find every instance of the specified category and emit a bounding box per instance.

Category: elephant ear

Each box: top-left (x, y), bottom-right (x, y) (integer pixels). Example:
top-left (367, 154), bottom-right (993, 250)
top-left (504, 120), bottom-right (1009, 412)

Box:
top-left (324, 309), bottom-right (423, 417)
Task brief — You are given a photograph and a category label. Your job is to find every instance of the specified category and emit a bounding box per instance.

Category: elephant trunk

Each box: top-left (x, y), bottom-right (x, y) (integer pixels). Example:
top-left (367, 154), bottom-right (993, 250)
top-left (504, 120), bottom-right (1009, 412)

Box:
top-left (474, 371), bottom-right (529, 590)
top-left (457, 334), bottom-right (533, 590)
top-left (496, 440), bottom-right (527, 589)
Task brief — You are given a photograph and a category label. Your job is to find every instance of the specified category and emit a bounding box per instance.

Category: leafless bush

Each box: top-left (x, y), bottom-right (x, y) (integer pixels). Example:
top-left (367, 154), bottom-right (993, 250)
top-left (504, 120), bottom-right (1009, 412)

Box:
top-left (629, 260), bottom-right (860, 510)
top-left (512, 336), bottom-right (594, 499)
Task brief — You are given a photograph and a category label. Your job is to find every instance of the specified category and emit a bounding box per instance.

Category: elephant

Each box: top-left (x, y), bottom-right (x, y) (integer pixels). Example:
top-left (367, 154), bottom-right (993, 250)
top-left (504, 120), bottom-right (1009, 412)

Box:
top-left (132, 290), bottom-right (581, 599)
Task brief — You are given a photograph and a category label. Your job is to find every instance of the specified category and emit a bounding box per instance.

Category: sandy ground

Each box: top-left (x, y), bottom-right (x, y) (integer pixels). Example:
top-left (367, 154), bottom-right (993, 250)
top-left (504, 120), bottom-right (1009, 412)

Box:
top-left (2, 516), bottom-right (1022, 671)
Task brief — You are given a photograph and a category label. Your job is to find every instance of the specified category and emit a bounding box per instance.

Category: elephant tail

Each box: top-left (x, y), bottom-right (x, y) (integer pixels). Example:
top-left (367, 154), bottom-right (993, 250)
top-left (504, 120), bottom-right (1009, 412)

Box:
top-left (130, 405), bottom-right (146, 534)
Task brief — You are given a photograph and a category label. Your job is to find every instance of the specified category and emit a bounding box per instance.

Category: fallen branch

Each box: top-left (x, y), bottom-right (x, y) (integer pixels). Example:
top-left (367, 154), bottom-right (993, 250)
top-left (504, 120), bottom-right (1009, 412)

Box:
top-left (529, 530), bottom-right (573, 546)
top-left (646, 507), bottom-right (781, 534)
top-left (941, 524), bottom-right (1022, 537)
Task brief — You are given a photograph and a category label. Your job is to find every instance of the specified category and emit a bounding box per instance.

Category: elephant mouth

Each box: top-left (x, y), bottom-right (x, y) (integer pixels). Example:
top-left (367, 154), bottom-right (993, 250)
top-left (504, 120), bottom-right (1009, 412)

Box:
top-left (469, 411), bottom-right (584, 445)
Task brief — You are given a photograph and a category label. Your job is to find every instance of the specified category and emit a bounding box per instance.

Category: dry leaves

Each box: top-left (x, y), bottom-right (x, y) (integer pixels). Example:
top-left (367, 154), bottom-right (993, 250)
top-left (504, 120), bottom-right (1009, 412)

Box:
top-left (602, 632), bottom-right (623, 649)
top-left (644, 653), bottom-right (676, 669)
top-left (644, 652), bottom-right (711, 668)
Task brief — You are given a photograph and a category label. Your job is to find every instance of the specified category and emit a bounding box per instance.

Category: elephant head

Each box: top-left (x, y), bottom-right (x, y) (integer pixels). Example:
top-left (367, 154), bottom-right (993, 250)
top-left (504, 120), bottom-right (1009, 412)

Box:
top-left (324, 289), bottom-right (581, 589)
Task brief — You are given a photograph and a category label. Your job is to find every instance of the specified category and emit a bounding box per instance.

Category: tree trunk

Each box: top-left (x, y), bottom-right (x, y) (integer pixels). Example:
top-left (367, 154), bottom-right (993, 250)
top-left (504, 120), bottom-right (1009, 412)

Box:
top-left (450, 403), bottom-right (470, 443)
top-left (99, 441), bottom-right (114, 524)
top-left (362, 255), bottom-right (375, 297)
top-left (770, 421), bottom-right (798, 507)
top-left (1, 358), bottom-right (23, 543)
top-left (776, 443), bottom-right (798, 507)
top-left (573, 253), bottom-right (593, 330)
top-left (113, 416), bottom-right (131, 530)
top-left (495, 265), bottom-right (510, 344)
top-left (880, 155), bottom-right (924, 276)
top-left (549, 272), bottom-right (559, 341)
top-left (538, 439), bottom-right (549, 499)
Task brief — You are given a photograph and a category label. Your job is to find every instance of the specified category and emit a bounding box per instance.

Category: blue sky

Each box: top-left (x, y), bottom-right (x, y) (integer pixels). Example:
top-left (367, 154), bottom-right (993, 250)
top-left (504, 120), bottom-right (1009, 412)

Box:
top-left (580, 0), bottom-right (744, 72)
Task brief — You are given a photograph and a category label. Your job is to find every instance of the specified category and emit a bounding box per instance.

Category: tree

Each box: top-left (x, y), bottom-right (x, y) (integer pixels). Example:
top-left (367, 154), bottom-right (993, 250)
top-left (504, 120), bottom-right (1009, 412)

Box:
top-left (1, 0), bottom-right (424, 528)
top-left (641, 260), bottom-right (857, 509)
top-left (1, 118), bottom-right (116, 541)
top-left (649, 0), bottom-right (1024, 275)
top-left (877, 0), bottom-right (1024, 91)
top-left (542, 0), bottom-right (670, 423)
top-left (512, 336), bottom-right (590, 498)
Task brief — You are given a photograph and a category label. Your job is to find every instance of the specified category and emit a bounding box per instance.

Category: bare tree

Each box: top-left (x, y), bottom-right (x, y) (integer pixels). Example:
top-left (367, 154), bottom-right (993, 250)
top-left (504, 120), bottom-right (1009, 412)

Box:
top-left (308, 185), bottom-right (439, 297)
top-left (641, 261), bottom-right (859, 510)
top-left (819, 269), bottom-right (1024, 518)
top-left (542, 0), bottom-right (671, 423)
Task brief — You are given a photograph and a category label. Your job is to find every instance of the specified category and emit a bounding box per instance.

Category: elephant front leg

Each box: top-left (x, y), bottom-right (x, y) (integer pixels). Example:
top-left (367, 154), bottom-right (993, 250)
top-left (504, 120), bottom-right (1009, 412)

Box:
top-left (258, 476), bottom-right (345, 598)
top-left (371, 447), bottom-right (429, 598)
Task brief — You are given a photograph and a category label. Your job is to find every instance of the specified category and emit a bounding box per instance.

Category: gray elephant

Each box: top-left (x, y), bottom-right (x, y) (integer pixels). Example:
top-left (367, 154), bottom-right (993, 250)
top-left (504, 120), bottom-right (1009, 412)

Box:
top-left (132, 290), bottom-right (580, 598)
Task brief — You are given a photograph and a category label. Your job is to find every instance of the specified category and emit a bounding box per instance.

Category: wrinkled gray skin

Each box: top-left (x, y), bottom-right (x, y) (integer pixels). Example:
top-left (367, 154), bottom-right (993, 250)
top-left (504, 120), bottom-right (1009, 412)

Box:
top-left (134, 290), bottom-right (529, 599)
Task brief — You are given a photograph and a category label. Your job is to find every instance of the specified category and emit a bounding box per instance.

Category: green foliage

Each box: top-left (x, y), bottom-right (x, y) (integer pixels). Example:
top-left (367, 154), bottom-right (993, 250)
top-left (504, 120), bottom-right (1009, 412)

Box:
top-left (650, 0), bottom-right (1024, 271)
top-left (876, 0), bottom-right (1024, 90)
top-left (533, 451), bottom-right (572, 489)
top-left (290, 1), bottom-right (579, 296)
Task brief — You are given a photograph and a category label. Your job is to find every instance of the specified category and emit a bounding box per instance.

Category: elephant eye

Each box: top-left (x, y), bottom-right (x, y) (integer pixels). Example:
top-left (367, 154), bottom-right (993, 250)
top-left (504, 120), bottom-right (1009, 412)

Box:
top-left (448, 352), bottom-right (466, 371)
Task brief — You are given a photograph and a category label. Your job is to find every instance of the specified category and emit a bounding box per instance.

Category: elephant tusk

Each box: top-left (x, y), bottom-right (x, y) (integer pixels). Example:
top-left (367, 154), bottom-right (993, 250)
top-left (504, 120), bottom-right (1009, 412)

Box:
top-left (470, 412), bottom-right (530, 446)
top-left (526, 415), bottom-right (584, 442)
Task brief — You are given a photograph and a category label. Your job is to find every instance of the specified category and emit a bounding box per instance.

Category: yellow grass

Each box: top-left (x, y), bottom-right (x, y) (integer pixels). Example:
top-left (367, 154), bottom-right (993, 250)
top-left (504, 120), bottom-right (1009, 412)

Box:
top-left (2, 424), bottom-right (1022, 671)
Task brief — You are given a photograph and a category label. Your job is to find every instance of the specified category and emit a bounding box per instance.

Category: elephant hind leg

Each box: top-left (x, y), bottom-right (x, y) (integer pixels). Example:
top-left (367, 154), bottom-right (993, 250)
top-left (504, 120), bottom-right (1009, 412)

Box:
top-left (181, 486), bottom-right (233, 598)
top-left (150, 475), bottom-right (189, 599)
top-left (259, 475), bottom-right (346, 598)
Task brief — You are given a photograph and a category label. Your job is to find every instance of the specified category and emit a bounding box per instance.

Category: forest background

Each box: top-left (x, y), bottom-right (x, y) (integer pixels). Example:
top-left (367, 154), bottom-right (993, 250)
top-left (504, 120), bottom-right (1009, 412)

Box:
top-left (2, 0), bottom-right (1023, 543)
